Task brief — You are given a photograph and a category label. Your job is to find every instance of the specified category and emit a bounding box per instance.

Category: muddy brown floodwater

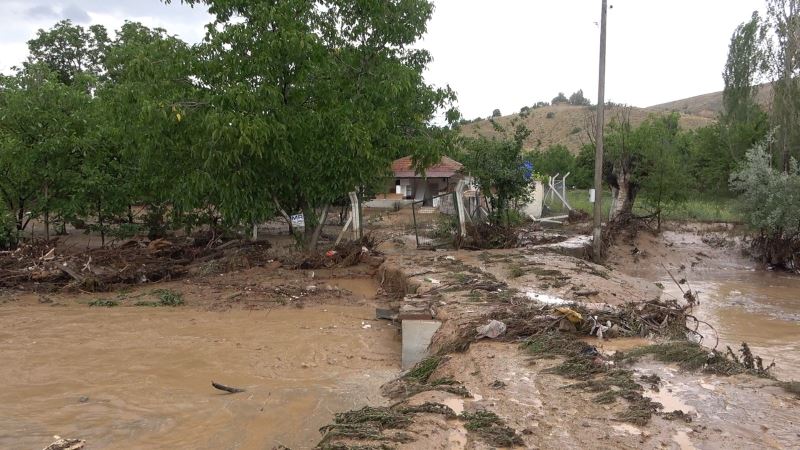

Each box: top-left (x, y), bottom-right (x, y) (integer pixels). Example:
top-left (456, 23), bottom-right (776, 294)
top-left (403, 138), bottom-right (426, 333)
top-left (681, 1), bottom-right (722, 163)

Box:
top-left (622, 231), bottom-right (800, 381)
top-left (0, 278), bottom-right (401, 449)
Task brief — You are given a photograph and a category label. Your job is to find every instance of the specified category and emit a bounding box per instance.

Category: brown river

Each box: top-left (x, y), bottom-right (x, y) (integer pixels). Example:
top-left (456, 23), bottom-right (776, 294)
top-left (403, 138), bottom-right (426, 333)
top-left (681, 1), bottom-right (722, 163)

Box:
top-left (624, 231), bottom-right (800, 381)
top-left (0, 278), bottom-right (401, 450)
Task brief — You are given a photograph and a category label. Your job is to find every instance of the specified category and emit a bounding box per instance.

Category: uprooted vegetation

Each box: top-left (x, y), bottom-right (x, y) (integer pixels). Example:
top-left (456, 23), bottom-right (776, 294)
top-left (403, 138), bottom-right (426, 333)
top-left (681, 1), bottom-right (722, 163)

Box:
top-left (381, 356), bottom-right (471, 399)
top-left (0, 237), bottom-right (272, 292)
top-left (460, 410), bottom-right (524, 447)
top-left (316, 400), bottom-right (524, 448)
top-left (87, 288), bottom-right (185, 308)
top-left (524, 333), bottom-right (661, 426)
top-left (623, 341), bottom-right (775, 377)
top-left (523, 333), bottom-right (782, 426)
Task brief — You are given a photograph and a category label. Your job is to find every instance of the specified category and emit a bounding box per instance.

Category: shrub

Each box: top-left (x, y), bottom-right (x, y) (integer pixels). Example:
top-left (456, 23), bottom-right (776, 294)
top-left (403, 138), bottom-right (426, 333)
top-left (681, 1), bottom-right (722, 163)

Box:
top-left (729, 134), bottom-right (800, 268)
top-left (546, 112), bottom-right (556, 119)
top-left (0, 208), bottom-right (18, 250)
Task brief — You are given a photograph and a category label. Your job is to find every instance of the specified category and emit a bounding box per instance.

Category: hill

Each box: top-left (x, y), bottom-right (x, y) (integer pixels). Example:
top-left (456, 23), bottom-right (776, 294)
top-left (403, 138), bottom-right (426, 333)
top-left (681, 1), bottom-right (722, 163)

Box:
top-left (460, 104), bottom-right (714, 154)
top-left (645, 83), bottom-right (773, 119)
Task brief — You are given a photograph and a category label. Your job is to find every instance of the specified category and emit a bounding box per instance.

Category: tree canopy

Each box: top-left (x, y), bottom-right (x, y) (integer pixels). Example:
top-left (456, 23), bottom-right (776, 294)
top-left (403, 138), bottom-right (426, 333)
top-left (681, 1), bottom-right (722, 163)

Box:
top-left (0, 1), bottom-right (456, 249)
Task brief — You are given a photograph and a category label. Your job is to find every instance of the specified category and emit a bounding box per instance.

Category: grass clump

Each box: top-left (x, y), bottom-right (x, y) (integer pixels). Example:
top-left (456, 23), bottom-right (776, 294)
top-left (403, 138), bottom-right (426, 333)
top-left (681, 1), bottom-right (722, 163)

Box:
top-left (318, 406), bottom-right (414, 445)
top-left (399, 402), bottom-right (457, 418)
top-left (88, 299), bottom-right (118, 307)
top-left (778, 381), bottom-right (800, 397)
top-left (153, 289), bottom-right (184, 306)
top-left (461, 411), bottom-right (524, 447)
top-left (507, 263), bottom-right (525, 278)
top-left (404, 356), bottom-right (441, 383)
top-left (524, 332), bottom-right (591, 359)
top-left (334, 407), bottom-right (412, 429)
top-left (524, 332), bottom-right (662, 425)
top-left (623, 341), bottom-right (744, 376)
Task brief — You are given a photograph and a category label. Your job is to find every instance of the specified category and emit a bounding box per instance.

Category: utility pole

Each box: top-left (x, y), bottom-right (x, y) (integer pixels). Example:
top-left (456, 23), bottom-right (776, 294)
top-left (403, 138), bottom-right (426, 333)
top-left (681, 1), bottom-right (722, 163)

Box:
top-left (592, 0), bottom-right (608, 259)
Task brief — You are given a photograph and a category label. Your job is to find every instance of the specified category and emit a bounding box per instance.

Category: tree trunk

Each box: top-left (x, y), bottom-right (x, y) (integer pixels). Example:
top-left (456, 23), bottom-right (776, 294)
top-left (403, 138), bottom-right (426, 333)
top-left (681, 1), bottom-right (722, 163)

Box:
top-left (98, 200), bottom-right (105, 248)
top-left (44, 184), bottom-right (50, 242)
top-left (16, 198), bottom-right (25, 231)
top-left (303, 204), bottom-right (330, 252)
top-left (272, 196), bottom-right (294, 236)
top-left (611, 170), bottom-right (635, 219)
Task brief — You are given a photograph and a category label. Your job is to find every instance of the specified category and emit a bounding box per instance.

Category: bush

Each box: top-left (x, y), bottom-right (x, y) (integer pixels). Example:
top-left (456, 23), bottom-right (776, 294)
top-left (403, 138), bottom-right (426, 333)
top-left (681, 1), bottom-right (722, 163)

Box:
top-left (546, 112), bottom-right (556, 119)
top-left (532, 144), bottom-right (575, 177)
top-left (730, 134), bottom-right (800, 268)
top-left (492, 108), bottom-right (502, 117)
top-left (0, 208), bottom-right (18, 250)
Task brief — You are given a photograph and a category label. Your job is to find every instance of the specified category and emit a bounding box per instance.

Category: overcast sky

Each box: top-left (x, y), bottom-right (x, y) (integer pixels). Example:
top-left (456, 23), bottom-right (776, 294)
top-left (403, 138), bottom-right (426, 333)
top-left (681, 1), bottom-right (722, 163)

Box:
top-left (0, 0), bottom-right (766, 119)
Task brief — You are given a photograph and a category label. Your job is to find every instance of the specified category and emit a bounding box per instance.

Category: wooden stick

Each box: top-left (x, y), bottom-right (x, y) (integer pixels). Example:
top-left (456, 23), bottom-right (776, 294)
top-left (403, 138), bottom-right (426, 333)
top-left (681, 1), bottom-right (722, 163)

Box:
top-left (212, 381), bottom-right (245, 394)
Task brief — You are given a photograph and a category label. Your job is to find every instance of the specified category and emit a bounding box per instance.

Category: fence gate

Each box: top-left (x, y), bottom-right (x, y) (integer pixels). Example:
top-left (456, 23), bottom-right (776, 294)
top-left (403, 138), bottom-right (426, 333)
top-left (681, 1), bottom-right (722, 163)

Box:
top-left (411, 188), bottom-right (465, 249)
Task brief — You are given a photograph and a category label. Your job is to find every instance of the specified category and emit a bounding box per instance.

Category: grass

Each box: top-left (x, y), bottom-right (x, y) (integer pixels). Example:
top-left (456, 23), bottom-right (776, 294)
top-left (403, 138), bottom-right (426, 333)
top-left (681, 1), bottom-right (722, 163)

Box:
top-left (460, 411), bottom-right (524, 447)
top-left (623, 341), bottom-right (745, 376)
top-left (524, 332), bottom-right (661, 425)
top-left (404, 356), bottom-right (441, 383)
top-left (135, 289), bottom-right (185, 307)
top-left (507, 263), bottom-right (525, 278)
top-left (548, 189), bottom-right (742, 223)
top-left (88, 299), bottom-right (118, 307)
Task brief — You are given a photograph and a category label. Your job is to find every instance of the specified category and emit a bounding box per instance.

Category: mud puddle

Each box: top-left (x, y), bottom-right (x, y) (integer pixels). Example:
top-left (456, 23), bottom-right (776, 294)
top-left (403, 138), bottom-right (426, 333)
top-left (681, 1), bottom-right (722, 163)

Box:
top-left (622, 231), bottom-right (800, 380)
top-left (0, 278), bottom-right (400, 449)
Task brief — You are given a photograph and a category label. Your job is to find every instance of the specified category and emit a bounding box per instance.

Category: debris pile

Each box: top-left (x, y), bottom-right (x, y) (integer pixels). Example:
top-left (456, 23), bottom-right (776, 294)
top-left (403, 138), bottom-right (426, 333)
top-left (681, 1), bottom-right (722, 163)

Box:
top-left (0, 237), bottom-right (271, 292)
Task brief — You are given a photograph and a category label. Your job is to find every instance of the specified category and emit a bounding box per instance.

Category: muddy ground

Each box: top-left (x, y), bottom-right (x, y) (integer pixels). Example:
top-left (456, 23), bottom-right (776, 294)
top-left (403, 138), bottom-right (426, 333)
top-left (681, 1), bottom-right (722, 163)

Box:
top-left (1, 215), bottom-right (799, 449)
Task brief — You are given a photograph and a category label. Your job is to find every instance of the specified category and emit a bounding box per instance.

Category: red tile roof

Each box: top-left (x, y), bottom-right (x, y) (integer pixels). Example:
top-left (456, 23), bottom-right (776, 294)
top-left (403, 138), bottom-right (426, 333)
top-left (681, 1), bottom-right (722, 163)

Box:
top-left (391, 156), bottom-right (463, 178)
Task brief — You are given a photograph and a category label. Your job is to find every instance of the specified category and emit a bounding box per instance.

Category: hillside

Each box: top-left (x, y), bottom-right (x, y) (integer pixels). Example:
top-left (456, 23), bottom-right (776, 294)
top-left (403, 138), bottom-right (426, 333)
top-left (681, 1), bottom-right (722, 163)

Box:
top-left (460, 104), bottom-right (715, 154)
top-left (646, 83), bottom-right (773, 119)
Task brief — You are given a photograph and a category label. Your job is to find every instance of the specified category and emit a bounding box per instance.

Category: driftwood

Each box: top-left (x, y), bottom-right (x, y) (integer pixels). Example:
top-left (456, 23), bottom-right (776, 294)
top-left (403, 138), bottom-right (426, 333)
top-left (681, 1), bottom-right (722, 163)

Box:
top-left (212, 381), bottom-right (246, 394)
top-left (573, 290), bottom-right (599, 297)
top-left (43, 436), bottom-right (85, 450)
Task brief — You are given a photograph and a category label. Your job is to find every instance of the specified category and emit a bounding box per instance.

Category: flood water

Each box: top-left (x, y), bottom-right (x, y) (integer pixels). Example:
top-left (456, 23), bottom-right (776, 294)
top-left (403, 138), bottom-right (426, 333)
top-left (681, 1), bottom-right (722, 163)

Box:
top-left (627, 232), bottom-right (800, 380)
top-left (0, 279), bottom-right (401, 449)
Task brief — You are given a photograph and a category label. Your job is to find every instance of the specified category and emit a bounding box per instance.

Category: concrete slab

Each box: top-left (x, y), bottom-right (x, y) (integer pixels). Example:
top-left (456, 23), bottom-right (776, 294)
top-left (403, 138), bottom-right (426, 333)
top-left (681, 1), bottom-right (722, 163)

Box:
top-left (401, 320), bottom-right (441, 370)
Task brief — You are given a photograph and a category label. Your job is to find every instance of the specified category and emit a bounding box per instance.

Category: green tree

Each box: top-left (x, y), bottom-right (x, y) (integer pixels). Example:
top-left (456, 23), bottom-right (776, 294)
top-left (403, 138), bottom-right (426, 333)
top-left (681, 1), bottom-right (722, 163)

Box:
top-left (552, 92), bottom-right (568, 104)
top-left (605, 111), bottom-right (687, 227)
top-left (573, 144), bottom-right (595, 189)
top-left (26, 20), bottom-right (109, 85)
top-left (174, 0), bottom-right (455, 249)
top-left (101, 22), bottom-right (206, 238)
top-left (720, 11), bottom-right (769, 164)
top-left (635, 115), bottom-right (688, 230)
top-left (0, 64), bottom-right (93, 239)
top-left (532, 144), bottom-right (575, 177)
top-left (763, 0), bottom-right (800, 172)
top-left (568, 89), bottom-right (591, 106)
top-left (730, 133), bottom-right (800, 267)
top-left (460, 124), bottom-right (532, 226)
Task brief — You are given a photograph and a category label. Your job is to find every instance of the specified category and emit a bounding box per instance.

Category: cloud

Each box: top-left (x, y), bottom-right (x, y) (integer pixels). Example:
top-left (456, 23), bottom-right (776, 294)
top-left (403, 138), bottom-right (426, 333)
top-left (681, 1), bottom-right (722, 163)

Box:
top-left (62, 5), bottom-right (91, 23)
top-left (25, 5), bottom-right (59, 19)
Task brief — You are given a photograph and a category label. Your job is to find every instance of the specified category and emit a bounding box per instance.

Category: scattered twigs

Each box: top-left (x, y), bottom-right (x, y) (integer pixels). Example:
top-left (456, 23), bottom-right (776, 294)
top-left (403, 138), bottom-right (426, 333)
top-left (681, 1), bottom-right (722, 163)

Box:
top-left (211, 381), bottom-right (246, 394)
top-left (686, 315), bottom-right (720, 350)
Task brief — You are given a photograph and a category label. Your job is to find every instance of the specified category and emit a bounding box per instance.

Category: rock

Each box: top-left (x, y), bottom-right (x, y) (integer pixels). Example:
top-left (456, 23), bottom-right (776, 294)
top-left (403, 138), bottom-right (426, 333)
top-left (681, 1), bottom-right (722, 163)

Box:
top-left (476, 320), bottom-right (507, 339)
top-left (78, 396), bottom-right (89, 403)
top-left (558, 318), bottom-right (577, 332)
